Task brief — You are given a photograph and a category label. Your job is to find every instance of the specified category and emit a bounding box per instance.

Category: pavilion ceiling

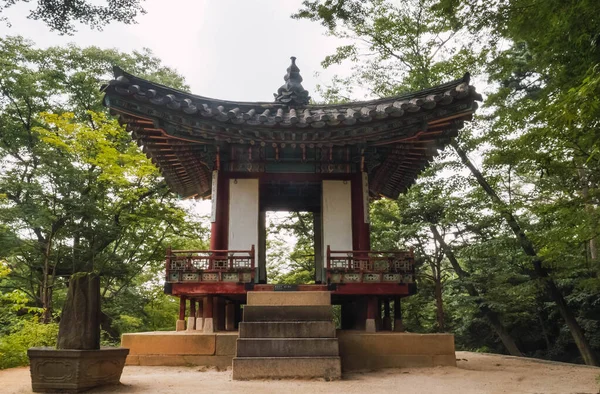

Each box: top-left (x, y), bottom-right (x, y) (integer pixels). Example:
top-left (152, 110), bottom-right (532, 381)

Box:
top-left (102, 64), bottom-right (481, 200)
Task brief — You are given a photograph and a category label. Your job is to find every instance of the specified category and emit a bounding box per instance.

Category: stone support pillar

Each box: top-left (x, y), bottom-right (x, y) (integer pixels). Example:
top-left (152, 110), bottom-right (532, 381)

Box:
top-left (383, 298), bottom-right (392, 331)
top-left (225, 302), bottom-right (235, 331)
top-left (187, 298), bottom-right (196, 331)
top-left (176, 296), bottom-right (186, 331)
top-left (394, 296), bottom-right (404, 332)
top-left (203, 295), bottom-right (214, 333)
top-left (366, 296), bottom-right (377, 333)
top-left (195, 297), bottom-right (204, 331)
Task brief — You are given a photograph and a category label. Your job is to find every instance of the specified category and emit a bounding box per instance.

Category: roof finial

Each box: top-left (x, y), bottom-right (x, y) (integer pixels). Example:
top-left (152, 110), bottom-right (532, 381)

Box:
top-left (274, 56), bottom-right (310, 106)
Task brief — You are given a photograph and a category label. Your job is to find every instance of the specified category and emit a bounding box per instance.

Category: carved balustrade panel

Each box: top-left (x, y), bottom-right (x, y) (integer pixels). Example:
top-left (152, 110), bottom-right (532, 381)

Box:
top-left (165, 246), bottom-right (255, 283)
top-left (326, 247), bottom-right (415, 284)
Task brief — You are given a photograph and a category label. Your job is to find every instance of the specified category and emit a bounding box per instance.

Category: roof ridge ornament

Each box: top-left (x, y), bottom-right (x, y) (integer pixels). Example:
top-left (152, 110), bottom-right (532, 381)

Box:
top-left (274, 56), bottom-right (311, 106)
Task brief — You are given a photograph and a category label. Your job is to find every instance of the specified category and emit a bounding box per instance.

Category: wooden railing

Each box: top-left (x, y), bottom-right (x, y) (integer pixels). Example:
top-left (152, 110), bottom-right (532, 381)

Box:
top-left (326, 246), bottom-right (415, 284)
top-left (166, 245), bottom-right (255, 283)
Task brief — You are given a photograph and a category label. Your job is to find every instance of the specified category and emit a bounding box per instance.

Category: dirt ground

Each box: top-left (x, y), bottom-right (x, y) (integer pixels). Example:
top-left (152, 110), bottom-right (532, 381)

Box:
top-left (2, 351), bottom-right (599, 394)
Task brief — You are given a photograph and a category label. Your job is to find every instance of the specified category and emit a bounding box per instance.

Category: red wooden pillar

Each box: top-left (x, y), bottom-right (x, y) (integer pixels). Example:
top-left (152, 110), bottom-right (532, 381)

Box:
top-left (225, 301), bottom-right (235, 331)
top-left (210, 171), bottom-right (230, 251)
top-left (204, 296), bottom-right (213, 318)
top-left (179, 296), bottom-right (186, 321)
top-left (214, 296), bottom-right (226, 331)
top-left (351, 172), bottom-right (370, 251)
top-left (197, 297), bottom-right (204, 318)
top-left (187, 298), bottom-right (196, 330)
top-left (189, 299), bottom-right (196, 318)
top-left (383, 298), bottom-right (392, 331)
top-left (176, 295), bottom-right (186, 331)
top-left (196, 297), bottom-right (204, 331)
top-left (203, 295), bottom-right (214, 333)
top-left (394, 296), bottom-right (404, 332)
top-left (376, 297), bottom-right (383, 330)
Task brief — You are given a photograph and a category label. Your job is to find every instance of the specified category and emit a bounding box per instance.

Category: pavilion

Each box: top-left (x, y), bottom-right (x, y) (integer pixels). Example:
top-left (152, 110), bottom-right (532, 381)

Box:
top-left (103, 57), bottom-right (481, 377)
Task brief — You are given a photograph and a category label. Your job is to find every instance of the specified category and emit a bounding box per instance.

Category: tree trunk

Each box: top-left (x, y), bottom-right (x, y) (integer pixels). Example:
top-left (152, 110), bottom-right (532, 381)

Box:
top-left (451, 140), bottom-right (598, 366)
top-left (537, 311), bottom-right (552, 351)
top-left (41, 235), bottom-right (54, 324)
top-left (429, 224), bottom-right (523, 357)
top-left (578, 169), bottom-right (598, 264)
top-left (433, 278), bottom-right (445, 332)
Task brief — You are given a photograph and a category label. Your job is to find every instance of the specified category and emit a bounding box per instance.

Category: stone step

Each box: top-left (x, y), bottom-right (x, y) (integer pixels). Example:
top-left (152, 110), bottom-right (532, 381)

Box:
top-left (243, 305), bottom-right (333, 322)
top-left (246, 291), bottom-right (331, 306)
top-left (232, 357), bottom-right (342, 380)
top-left (236, 338), bottom-right (339, 357)
top-left (239, 321), bottom-right (336, 338)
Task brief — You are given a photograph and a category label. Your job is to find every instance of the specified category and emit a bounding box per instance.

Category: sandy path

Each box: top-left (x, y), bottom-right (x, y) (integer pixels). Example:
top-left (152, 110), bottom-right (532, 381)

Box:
top-left (2, 351), bottom-right (599, 394)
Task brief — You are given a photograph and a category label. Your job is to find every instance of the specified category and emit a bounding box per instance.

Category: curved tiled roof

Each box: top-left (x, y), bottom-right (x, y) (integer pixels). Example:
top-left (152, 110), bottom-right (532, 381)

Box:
top-left (102, 61), bottom-right (481, 199)
top-left (106, 66), bottom-right (479, 130)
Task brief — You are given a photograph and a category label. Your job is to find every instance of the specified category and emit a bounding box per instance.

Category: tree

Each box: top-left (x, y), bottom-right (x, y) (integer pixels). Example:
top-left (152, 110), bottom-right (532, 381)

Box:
top-left (1, 0), bottom-right (146, 35)
top-left (294, 0), bottom-right (485, 99)
top-left (267, 212), bottom-right (316, 284)
top-left (0, 37), bottom-right (200, 338)
top-left (434, 0), bottom-right (600, 365)
top-left (451, 140), bottom-right (598, 365)
top-left (295, 0), bottom-right (599, 364)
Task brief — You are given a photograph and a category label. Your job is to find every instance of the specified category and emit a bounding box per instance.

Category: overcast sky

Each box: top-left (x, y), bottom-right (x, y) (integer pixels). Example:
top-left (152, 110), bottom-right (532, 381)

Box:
top-left (0, 0), bottom-right (351, 102)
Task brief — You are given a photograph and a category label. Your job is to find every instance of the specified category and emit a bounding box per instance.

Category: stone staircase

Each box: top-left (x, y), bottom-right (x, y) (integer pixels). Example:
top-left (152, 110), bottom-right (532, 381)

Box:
top-left (232, 291), bottom-right (342, 380)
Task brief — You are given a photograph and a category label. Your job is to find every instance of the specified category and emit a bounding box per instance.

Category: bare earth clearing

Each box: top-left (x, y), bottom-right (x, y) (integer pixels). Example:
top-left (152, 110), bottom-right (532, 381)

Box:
top-left (2, 351), bottom-right (599, 394)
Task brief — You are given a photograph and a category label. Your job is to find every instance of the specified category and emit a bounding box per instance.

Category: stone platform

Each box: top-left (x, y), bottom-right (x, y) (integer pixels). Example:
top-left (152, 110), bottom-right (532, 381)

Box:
top-left (337, 331), bottom-right (456, 370)
top-left (122, 331), bottom-right (237, 368)
top-left (122, 330), bottom-right (455, 371)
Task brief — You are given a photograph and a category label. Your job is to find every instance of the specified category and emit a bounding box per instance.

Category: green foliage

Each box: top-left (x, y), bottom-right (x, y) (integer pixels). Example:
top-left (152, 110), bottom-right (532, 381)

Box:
top-left (295, 0), bottom-right (486, 98)
top-left (266, 212), bottom-right (316, 284)
top-left (0, 319), bottom-right (59, 369)
top-left (296, 0), bottom-right (600, 364)
top-left (0, 262), bottom-right (58, 369)
top-left (1, 0), bottom-right (146, 35)
top-left (0, 38), bottom-right (201, 349)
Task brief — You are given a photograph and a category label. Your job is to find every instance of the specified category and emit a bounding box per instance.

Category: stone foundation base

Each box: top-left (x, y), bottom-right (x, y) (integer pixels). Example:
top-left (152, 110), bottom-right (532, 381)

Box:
top-left (337, 331), bottom-right (456, 371)
top-left (365, 319), bottom-right (376, 333)
top-left (121, 331), bottom-right (236, 367)
top-left (186, 317), bottom-right (196, 331)
top-left (394, 319), bottom-right (405, 332)
top-left (120, 331), bottom-right (456, 371)
top-left (203, 318), bottom-right (214, 333)
top-left (28, 347), bottom-right (129, 393)
top-left (232, 357), bottom-right (341, 380)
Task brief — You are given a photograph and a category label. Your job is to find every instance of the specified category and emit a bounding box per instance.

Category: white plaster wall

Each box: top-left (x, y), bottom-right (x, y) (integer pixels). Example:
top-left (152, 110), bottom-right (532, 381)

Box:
top-left (228, 179), bottom-right (259, 270)
top-left (322, 180), bottom-right (353, 253)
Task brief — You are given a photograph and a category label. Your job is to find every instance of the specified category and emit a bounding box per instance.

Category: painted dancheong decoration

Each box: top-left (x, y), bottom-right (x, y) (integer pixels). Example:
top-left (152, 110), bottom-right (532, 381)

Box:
top-left (102, 57), bottom-right (481, 337)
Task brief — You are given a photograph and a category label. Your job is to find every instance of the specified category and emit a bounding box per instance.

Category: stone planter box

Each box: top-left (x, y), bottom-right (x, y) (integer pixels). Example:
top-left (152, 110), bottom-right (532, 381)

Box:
top-left (28, 347), bottom-right (129, 393)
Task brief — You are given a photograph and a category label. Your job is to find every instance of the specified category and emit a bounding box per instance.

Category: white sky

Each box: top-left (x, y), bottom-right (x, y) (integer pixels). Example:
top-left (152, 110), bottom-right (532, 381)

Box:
top-left (0, 0), bottom-right (350, 102)
top-left (0, 0), bottom-right (356, 221)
